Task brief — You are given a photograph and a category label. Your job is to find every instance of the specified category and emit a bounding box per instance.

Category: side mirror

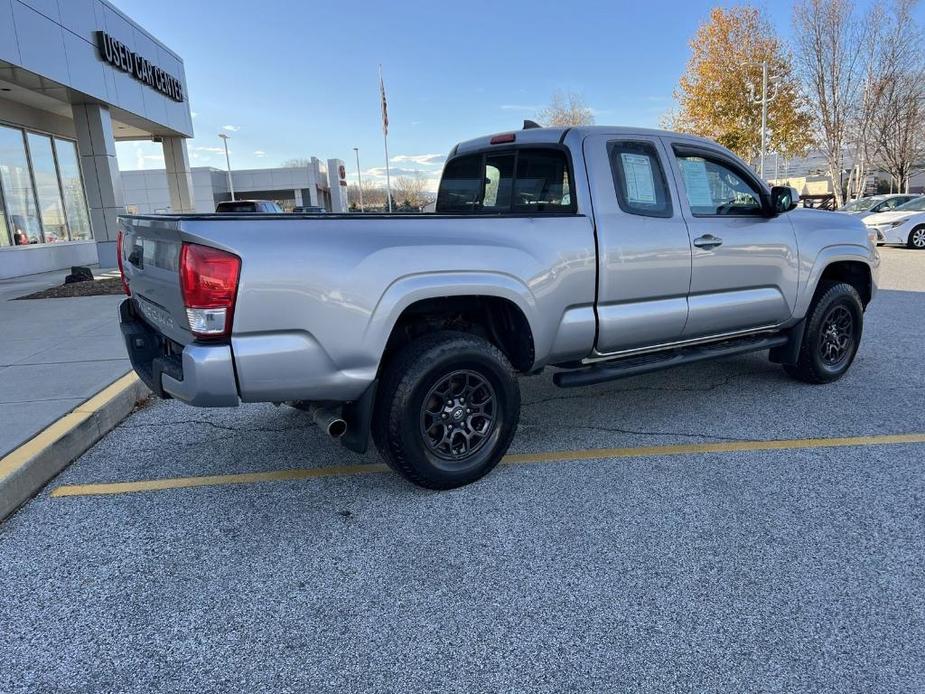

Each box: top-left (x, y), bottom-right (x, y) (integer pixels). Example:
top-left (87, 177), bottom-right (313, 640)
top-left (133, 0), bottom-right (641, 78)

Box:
top-left (770, 185), bottom-right (799, 214)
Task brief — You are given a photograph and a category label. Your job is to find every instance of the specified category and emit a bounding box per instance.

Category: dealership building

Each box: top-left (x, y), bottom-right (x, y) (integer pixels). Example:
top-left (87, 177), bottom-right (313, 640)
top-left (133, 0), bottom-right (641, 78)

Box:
top-left (121, 158), bottom-right (350, 214)
top-left (0, 0), bottom-right (195, 279)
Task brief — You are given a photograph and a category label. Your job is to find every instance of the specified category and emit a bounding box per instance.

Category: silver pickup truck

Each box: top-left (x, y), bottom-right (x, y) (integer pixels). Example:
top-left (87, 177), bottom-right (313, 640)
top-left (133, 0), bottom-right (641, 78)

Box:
top-left (118, 125), bottom-right (879, 489)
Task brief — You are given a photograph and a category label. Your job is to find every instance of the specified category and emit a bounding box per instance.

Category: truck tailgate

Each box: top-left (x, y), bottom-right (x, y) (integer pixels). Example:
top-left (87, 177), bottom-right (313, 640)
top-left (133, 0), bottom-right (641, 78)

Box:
top-left (119, 216), bottom-right (194, 346)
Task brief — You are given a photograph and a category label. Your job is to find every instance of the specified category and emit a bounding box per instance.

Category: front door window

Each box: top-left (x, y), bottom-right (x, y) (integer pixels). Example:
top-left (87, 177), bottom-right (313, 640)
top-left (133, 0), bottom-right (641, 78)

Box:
top-left (676, 154), bottom-right (763, 216)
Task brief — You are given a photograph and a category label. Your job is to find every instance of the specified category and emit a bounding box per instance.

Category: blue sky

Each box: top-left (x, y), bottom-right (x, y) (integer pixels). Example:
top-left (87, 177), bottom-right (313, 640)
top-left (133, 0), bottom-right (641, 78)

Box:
top-left (113, 0), bottom-right (912, 189)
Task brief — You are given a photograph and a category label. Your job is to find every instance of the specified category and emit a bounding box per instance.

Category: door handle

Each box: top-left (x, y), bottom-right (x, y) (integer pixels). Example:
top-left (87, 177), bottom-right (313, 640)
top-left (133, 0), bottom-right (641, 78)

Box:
top-left (693, 234), bottom-right (723, 249)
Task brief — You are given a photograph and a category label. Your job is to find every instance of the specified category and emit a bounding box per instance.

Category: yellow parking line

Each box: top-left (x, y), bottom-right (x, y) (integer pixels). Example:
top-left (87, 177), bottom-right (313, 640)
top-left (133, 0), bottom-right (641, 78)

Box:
top-left (50, 432), bottom-right (925, 498)
top-left (503, 432), bottom-right (925, 464)
top-left (0, 373), bottom-right (138, 482)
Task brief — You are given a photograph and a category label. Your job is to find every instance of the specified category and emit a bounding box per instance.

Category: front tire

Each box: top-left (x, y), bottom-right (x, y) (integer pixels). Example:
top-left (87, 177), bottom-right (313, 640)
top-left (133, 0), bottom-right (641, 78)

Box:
top-left (373, 331), bottom-right (520, 489)
top-left (908, 226), bottom-right (925, 249)
top-left (784, 282), bottom-right (864, 384)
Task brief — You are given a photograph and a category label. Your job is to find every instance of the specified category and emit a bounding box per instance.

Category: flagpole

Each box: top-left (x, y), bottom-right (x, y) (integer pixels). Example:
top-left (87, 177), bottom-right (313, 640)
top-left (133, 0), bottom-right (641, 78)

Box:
top-left (383, 132), bottom-right (392, 213)
top-left (379, 64), bottom-right (393, 213)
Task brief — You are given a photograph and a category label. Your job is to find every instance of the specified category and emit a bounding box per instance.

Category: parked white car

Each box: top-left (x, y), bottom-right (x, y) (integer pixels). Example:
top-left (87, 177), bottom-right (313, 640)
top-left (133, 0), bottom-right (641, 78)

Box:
top-left (863, 196), bottom-right (925, 248)
top-left (838, 193), bottom-right (920, 220)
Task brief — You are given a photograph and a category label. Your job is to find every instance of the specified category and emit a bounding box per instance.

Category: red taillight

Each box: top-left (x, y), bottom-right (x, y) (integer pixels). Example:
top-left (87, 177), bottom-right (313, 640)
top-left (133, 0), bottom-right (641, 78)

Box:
top-left (490, 133), bottom-right (516, 145)
top-left (116, 230), bottom-right (130, 295)
top-left (179, 243), bottom-right (241, 338)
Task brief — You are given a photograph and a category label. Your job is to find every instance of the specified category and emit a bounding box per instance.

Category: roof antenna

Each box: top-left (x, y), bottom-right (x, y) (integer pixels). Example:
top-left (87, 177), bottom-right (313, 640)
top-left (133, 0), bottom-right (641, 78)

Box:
top-left (523, 119), bottom-right (542, 130)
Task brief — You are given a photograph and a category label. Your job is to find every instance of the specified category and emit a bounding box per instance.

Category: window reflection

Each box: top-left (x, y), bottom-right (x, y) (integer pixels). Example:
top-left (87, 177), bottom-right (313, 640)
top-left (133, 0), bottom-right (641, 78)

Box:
top-left (0, 178), bottom-right (8, 247)
top-left (27, 133), bottom-right (68, 242)
top-left (0, 125), bottom-right (43, 244)
top-left (53, 139), bottom-right (92, 241)
top-left (0, 125), bottom-right (93, 247)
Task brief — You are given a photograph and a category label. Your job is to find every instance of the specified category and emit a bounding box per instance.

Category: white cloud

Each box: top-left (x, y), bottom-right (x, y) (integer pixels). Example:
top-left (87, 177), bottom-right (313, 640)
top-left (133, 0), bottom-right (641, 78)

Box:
top-left (391, 153), bottom-right (445, 166)
top-left (191, 146), bottom-right (225, 154)
top-left (222, 124), bottom-right (240, 132)
top-left (254, 150), bottom-right (266, 157)
top-left (363, 166), bottom-right (430, 179)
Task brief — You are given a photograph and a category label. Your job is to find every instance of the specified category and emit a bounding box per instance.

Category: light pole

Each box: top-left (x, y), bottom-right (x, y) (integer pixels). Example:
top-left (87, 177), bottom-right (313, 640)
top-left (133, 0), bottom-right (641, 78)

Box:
top-left (353, 147), bottom-right (364, 212)
top-left (218, 133), bottom-right (235, 201)
top-left (747, 61), bottom-right (780, 180)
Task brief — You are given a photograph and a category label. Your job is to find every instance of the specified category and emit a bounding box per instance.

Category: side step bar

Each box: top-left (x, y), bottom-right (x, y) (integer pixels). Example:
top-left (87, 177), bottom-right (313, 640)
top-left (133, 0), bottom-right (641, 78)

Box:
top-left (553, 334), bottom-right (789, 389)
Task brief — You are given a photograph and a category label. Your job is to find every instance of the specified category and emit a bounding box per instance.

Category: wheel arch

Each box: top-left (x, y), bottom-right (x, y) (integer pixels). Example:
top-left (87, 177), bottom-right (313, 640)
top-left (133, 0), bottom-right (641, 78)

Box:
top-left (367, 273), bottom-right (539, 373)
top-left (817, 260), bottom-right (873, 306)
top-left (796, 246), bottom-right (876, 318)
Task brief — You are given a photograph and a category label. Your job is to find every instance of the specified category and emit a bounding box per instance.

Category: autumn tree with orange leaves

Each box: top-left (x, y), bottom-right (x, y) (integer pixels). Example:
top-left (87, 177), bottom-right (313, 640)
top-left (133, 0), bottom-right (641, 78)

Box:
top-left (668, 5), bottom-right (813, 165)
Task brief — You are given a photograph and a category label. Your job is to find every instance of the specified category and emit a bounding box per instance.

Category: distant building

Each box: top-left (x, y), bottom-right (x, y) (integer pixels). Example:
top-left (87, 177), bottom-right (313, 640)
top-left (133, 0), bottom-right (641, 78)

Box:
top-left (122, 157), bottom-right (350, 214)
top-left (766, 150), bottom-right (925, 196)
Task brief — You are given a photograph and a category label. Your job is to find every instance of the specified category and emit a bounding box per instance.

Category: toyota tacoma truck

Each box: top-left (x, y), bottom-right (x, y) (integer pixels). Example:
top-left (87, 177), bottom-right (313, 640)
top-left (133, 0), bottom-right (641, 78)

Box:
top-left (118, 125), bottom-right (879, 489)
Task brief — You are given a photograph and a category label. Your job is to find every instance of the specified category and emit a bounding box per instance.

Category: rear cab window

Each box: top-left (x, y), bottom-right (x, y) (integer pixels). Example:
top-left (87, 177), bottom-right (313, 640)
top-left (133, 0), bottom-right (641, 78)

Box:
top-left (436, 147), bottom-right (575, 214)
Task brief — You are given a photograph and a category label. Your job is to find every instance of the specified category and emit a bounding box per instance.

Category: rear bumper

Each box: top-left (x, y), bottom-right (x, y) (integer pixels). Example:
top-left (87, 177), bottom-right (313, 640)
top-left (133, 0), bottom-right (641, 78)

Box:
top-left (120, 299), bottom-right (240, 407)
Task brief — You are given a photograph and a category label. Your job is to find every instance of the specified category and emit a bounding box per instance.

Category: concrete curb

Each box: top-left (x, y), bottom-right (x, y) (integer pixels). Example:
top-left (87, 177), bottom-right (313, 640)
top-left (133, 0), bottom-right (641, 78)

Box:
top-left (0, 373), bottom-right (150, 521)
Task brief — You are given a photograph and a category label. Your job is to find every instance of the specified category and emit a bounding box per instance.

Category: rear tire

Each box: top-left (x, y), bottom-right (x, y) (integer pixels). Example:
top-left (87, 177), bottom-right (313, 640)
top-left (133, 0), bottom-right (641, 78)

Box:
top-left (372, 331), bottom-right (520, 489)
top-left (908, 226), bottom-right (925, 249)
top-left (783, 282), bottom-right (863, 384)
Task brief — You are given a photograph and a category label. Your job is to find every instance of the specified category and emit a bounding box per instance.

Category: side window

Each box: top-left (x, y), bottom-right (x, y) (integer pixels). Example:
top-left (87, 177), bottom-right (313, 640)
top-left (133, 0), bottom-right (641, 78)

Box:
top-left (608, 141), bottom-right (673, 218)
top-left (436, 148), bottom-right (576, 214)
top-left (436, 154), bottom-right (482, 213)
top-left (676, 153), bottom-right (763, 216)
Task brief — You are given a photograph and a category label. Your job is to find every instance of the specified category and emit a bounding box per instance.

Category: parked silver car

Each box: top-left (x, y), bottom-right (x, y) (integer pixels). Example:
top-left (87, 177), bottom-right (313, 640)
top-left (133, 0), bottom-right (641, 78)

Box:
top-left (837, 193), bottom-right (920, 220)
top-left (118, 125), bottom-right (879, 489)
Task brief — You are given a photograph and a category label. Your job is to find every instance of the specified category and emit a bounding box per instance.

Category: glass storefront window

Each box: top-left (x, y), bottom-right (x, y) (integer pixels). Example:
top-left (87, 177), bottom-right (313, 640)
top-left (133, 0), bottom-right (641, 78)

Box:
top-left (53, 139), bottom-right (92, 241)
top-left (0, 125), bottom-right (93, 247)
top-left (0, 181), bottom-right (9, 247)
top-left (26, 133), bottom-right (69, 242)
top-left (0, 125), bottom-right (42, 245)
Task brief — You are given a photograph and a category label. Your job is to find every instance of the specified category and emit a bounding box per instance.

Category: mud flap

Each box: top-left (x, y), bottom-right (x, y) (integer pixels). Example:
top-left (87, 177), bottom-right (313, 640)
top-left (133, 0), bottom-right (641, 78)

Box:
top-left (768, 320), bottom-right (806, 366)
top-left (340, 380), bottom-right (378, 454)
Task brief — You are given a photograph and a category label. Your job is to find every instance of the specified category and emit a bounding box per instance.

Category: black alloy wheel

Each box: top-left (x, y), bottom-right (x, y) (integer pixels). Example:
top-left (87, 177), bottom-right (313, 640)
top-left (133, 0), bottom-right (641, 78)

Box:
top-left (373, 331), bottom-right (520, 489)
top-left (817, 305), bottom-right (854, 368)
top-left (419, 370), bottom-right (497, 462)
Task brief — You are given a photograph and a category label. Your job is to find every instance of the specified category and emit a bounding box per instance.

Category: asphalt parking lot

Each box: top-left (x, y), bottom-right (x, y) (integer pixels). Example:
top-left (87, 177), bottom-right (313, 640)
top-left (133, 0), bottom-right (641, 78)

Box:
top-left (2, 247), bottom-right (924, 693)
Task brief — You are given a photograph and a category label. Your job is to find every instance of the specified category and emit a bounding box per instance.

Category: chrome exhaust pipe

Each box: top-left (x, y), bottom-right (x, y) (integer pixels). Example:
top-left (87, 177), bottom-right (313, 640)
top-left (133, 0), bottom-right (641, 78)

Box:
top-left (309, 405), bottom-right (347, 439)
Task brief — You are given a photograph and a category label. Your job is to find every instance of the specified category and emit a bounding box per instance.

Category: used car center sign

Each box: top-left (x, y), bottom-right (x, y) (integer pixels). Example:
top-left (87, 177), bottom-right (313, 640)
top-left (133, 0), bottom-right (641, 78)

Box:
top-left (96, 31), bottom-right (184, 103)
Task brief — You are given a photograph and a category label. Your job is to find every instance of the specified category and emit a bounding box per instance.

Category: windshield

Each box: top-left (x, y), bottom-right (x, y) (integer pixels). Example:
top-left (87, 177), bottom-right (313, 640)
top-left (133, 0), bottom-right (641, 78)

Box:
top-left (894, 197), bottom-right (925, 212)
top-left (840, 197), bottom-right (878, 212)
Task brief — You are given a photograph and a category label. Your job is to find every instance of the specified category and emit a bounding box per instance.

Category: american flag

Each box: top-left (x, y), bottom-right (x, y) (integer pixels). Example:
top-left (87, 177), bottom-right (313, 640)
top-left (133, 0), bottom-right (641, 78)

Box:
top-left (379, 66), bottom-right (389, 136)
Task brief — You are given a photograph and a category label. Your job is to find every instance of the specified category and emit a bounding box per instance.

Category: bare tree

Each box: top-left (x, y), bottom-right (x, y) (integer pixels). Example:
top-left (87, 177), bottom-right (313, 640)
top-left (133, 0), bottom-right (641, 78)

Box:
top-left (393, 173), bottom-right (429, 210)
top-left (347, 183), bottom-right (388, 210)
top-left (537, 91), bottom-right (595, 127)
top-left (793, 0), bottom-right (867, 207)
top-left (868, 0), bottom-right (925, 193)
top-left (847, 2), bottom-right (887, 199)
